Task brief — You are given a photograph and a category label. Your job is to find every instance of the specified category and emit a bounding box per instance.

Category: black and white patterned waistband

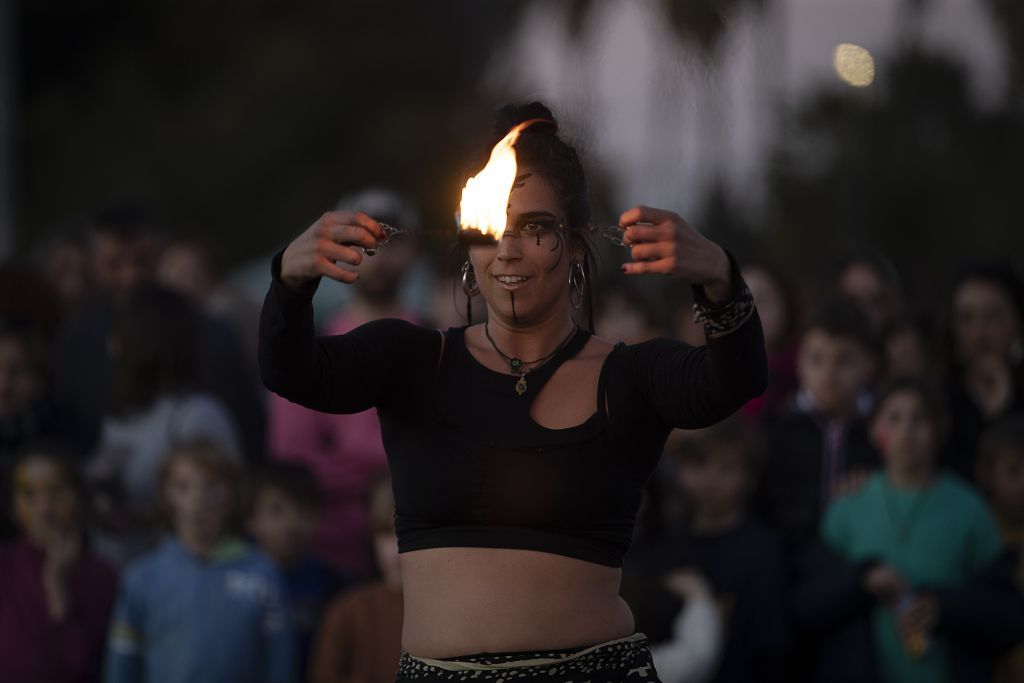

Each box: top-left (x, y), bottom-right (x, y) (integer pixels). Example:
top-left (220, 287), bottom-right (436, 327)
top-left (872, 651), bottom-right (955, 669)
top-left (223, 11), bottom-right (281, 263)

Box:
top-left (396, 633), bottom-right (657, 681)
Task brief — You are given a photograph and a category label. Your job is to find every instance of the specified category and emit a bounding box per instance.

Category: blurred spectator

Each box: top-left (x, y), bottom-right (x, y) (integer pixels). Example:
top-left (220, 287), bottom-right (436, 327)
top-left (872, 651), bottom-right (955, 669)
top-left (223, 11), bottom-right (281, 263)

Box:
top-left (247, 461), bottom-right (344, 681)
top-left (0, 261), bottom-right (64, 343)
top-left (758, 298), bottom-right (882, 552)
top-left (944, 263), bottom-right (1024, 480)
top-left (740, 262), bottom-right (801, 422)
top-left (156, 237), bottom-right (263, 364)
top-left (0, 321), bottom-right (62, 462)
top-left (104, 440), bottom-right (294, 683)
top-left (31, 220), bottom-right (95, 315)
top-left (0, 444), bottom-right (118, 683)
top-left (87, 284), bottom-right (241, 566)
top-left (266, 189), bottom-right (419, 577)
top-left (819, 377), bottom-right (1002, 683)
top-left (832, 251), bottom-right (906, 338)
top-left (671, 421), bottom-right (790, 683)
top-left (309, 475), bottom-right (403, 683)
top-left (54, 203), bottom-right (266, 461)
top-left (882, 314), bottom-right (938, 384)
top-left (595, 280), bottom-right (671, 344)
top-left (976, 416), bottom-right (1024, 682)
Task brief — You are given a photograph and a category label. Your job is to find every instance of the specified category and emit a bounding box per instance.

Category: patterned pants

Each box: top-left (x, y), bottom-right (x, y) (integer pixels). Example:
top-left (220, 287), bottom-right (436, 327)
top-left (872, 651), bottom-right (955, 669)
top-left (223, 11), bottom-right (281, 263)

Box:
top-left (395, 633), bottom-right (661, 682)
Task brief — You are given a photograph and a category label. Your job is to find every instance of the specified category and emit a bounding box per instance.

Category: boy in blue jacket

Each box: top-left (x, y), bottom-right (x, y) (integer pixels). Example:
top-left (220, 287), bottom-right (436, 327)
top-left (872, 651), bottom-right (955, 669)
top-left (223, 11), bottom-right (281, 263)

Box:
top-left (105, 440), bottom-right (294, 683)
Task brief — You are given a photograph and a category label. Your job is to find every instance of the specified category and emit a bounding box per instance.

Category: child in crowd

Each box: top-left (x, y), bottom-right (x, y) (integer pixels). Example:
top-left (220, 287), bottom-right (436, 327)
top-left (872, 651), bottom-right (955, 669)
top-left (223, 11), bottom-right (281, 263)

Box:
top-left (881, 315), bottom-right (936, 384)
top-left (247, 461), bottom-right (344, 681)
top-left (758, 297), bottom-right (882, 551)
top-left (87, 285), bottom-right (241, 566)
top-left (740, 262), bottom-right (800, 422)
top-left (0, 443), bottom-right (118, 683)
top-left (820, 377), bottom-right (1003, 683)
top-left (104, 440), bottom-right (294, 683)
top-left (944, 264), bottom-right (1024, 480)
top-left (0, 322), bottom-right (62, 458)
top-left (832, 251), bottom-right (906, 338)
top-left (975, 416), bottom-right (1024, 682)
top-left (309, 475), bottom-right (404, 683)
top-left (672, 421), bottom-right (790, 683)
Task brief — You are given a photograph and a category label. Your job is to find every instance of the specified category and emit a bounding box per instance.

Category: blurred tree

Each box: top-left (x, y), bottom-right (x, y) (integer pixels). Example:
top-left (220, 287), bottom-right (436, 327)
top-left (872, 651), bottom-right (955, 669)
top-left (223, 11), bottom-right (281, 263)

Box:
top-left (18, 1), bottom-right (522, 264)
top-left (759, 48), bottom-right (1024, 305)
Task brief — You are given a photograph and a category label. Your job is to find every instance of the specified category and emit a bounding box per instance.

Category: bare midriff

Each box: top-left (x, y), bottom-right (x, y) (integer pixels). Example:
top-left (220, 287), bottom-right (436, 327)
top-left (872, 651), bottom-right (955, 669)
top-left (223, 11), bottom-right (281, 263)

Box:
top-left (400, 547), bottom-right (635, 659)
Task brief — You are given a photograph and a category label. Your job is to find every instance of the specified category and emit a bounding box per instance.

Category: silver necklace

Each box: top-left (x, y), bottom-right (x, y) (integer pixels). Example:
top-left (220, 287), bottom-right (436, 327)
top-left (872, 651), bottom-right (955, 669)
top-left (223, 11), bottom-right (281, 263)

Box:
top-left (483, 323), bottom-right (578, 396)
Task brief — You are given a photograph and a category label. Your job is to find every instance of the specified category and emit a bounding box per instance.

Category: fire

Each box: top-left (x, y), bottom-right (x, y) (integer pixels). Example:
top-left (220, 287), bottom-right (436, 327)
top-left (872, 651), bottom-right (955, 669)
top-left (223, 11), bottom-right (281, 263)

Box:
top-left (457, 119), bottom-right (541, 240)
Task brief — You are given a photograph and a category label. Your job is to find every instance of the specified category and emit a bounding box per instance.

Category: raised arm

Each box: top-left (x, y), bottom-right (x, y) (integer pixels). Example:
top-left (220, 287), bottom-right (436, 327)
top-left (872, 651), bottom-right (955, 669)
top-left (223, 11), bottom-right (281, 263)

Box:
top-left (616, 206), bottom-right (767, 428)
top-left (258, 211), bottom-right (439, 413)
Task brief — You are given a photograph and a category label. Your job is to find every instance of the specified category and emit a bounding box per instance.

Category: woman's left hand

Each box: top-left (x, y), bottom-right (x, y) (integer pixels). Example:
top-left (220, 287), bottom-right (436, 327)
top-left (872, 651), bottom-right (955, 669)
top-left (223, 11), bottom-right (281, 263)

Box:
top-left (619, 205), bottom-right (731, 298)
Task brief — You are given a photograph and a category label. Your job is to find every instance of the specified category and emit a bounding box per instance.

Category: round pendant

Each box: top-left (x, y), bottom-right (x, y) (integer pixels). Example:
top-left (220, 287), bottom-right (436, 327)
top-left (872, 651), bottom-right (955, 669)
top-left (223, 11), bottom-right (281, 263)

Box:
top-left (511, 358), bottom-right (522, 372)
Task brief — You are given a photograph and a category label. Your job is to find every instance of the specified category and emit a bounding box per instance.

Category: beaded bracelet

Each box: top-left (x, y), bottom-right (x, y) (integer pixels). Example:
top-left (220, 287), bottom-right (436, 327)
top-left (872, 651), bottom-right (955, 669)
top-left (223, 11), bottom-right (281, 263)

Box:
top-left (690, 249), bottom-right (757, 338)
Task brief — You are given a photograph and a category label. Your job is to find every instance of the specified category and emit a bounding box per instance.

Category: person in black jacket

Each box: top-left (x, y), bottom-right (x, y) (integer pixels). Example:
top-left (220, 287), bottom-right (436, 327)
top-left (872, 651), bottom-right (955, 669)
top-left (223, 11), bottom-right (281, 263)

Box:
top-left (758, 298), bottom-right (882, 553)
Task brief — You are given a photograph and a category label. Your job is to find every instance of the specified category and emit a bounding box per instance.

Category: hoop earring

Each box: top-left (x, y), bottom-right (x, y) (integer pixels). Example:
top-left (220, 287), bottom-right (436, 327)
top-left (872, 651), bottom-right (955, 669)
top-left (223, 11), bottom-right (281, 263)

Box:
top-left (461, 260), bottom-right (479, 297)
top-left (569, 261), bottom-right (586, 311)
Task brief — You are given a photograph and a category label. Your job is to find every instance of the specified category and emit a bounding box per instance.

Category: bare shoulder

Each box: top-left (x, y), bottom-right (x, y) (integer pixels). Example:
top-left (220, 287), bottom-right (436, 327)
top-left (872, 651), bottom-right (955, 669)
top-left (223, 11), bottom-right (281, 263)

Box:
top-left (579, 334), bottom-right (616, 360)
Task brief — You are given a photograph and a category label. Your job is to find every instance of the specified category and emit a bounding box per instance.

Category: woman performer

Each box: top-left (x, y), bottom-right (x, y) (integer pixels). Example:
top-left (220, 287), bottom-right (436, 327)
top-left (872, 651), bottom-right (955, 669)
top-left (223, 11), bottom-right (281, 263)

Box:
top-left (259, 102), bottom-right (767, 683)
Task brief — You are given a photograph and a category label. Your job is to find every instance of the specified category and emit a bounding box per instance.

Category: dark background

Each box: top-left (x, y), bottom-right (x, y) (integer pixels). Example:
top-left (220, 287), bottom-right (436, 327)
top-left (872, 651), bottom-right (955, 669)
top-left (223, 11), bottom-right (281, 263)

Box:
top-left (10, 0), bottom-right (1024, 292)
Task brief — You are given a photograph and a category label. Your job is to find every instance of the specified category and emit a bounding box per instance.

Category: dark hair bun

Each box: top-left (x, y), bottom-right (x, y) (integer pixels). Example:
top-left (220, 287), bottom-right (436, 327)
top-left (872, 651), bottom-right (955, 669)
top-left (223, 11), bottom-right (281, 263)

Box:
top-left (493, 101), bottom-right (558, 138)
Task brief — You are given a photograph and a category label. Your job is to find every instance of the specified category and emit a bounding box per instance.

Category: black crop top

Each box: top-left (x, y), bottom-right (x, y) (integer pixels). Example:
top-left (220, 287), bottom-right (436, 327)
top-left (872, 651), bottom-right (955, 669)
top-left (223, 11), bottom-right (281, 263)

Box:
top-left (259, 252), bottom-right (767, 567)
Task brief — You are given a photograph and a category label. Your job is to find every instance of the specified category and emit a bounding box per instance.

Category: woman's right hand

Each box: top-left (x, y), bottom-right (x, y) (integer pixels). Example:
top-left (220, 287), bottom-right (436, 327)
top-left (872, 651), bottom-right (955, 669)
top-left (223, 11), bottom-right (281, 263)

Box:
top-left (280, 210), bottom-right (385, 289)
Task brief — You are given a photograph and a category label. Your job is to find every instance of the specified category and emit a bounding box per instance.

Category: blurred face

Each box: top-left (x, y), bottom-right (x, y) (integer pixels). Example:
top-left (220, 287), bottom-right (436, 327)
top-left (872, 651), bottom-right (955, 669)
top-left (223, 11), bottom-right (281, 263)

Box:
top-left (743, 267), bottom-right (787, 348)
top-left (597, 292), bottom-right (651, 345)
top-left (247, 487), bottom-right (318, 569)
top-left (156, 244), bottom-right (216, 304)
top-left (839, 263), bottom-right (895, 333)
top-left (12, 457), bottom-right (79, 547)
top-left (163, 457), bottom-right (232, 540)
top-left (0, 336), bottom-right (44, 417)
top-left (46, 242), bottom-right (92, 309)
top-left (797, 330), bottom-right (875, 418)
top-left (952, 279), bottom-right (1021, 364)
top-left (354, 230), bottom-right (416, 305)
top-left (870, 391), bottom-right (937, 473)
top-left (885, 326), bottom-right (929, 379)
top-left (91, 232), bottom-right (157, 300)
top-left (677, 446), bottom-right (750, 521)
top-left (469, 173), bottom-right (575, 326)
top-left (373, 531), bottom-right (402, 590)
top-left (980, 449), bottom-right (1024, 524)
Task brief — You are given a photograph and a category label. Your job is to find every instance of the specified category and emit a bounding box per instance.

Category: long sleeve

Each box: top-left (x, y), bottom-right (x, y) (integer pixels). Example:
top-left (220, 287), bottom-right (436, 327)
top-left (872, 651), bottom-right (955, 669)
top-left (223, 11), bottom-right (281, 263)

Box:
top-left (52, 559), bottom-right (119, 683)
top-left (613, 305), bottom-right (766, 434)
top-left (649, 591), bottom-right (724, 683)
top-left (104, 577), bottom-right (144, 683)
top-left (610, 249), bottom-right (767, 430)
top-left (258, 250), bottom-right (440, 414)
top-left (262, 574), bottom-right (296, 683)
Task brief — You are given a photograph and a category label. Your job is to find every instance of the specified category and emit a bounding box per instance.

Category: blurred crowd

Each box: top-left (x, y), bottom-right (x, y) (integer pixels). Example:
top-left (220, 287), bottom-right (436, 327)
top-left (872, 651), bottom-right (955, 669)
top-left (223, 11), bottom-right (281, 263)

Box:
top-left (0, 190), bottom-right (1023, 683)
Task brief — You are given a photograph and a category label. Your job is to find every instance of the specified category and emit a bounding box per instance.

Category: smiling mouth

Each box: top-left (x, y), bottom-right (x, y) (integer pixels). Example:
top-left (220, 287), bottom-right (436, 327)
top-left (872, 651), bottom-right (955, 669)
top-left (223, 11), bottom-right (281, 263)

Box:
top-left (494, 275), bottom-right (531, 286)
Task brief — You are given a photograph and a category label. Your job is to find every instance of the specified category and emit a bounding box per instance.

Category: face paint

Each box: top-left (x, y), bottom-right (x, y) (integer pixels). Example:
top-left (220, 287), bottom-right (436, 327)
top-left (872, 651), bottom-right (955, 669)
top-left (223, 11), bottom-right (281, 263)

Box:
top-left (511, 291), bottom-right (519, 323)
top-left (546, 230), bottom-right (565, 273)
top-left (511, 173), bottom-right (532, 191)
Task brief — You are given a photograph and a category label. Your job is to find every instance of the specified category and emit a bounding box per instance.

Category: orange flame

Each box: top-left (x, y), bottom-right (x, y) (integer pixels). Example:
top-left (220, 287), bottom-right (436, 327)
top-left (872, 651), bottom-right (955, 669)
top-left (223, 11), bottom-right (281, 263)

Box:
top-left (458, 119), bottom-right (543, 239)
